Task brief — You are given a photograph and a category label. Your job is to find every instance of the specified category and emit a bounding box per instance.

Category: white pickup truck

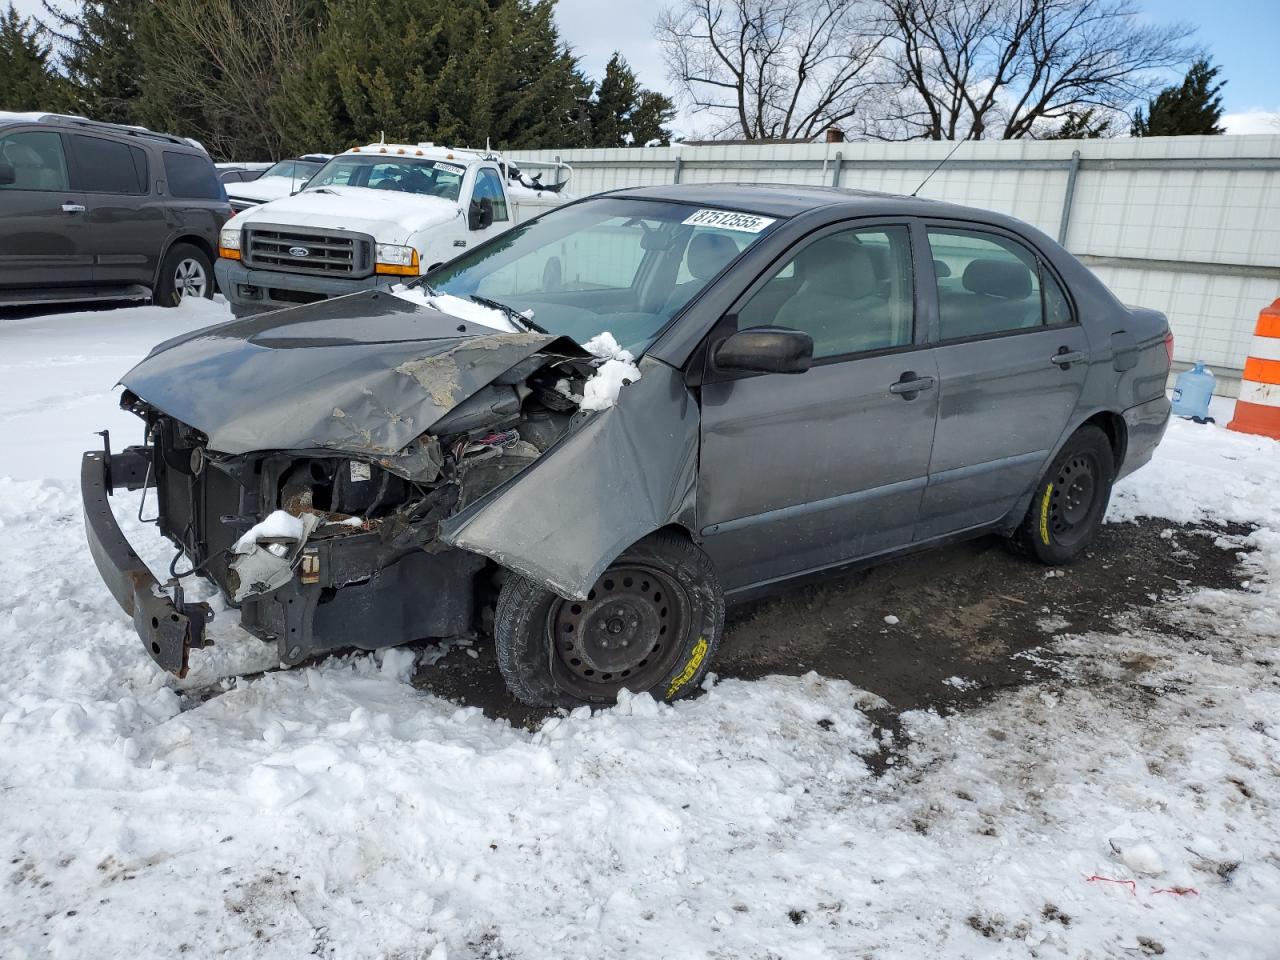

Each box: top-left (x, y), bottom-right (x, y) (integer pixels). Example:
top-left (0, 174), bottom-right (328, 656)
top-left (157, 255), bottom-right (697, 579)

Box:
top-left (214, 142), bottom-right (571, 317)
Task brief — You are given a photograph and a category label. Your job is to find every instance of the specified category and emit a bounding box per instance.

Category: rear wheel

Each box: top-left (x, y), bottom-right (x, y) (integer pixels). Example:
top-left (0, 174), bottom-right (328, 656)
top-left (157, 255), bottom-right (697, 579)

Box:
top-left (493, 531), bottom-right (724, 707)
top-left (154, 243), bottom-right (213, 306)
top-left (1009, 424), bottom-right (1115, 564)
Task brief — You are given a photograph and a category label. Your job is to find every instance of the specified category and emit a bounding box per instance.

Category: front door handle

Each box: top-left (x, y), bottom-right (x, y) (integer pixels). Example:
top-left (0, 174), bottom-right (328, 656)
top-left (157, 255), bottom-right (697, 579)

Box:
top-left (1051, 349), bottom-right (1086, 368)
top-left (61, 203), bottom-right (86, 214)
top-left (889, 373), bottom-right (936, 399)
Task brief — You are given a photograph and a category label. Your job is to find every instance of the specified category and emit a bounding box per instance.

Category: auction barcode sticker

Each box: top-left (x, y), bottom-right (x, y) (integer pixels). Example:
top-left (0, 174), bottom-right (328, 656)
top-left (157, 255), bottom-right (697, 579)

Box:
top-left (432, 161), bottom-right (467, 176)
top-left (681, 209), bottom-right (777, 233)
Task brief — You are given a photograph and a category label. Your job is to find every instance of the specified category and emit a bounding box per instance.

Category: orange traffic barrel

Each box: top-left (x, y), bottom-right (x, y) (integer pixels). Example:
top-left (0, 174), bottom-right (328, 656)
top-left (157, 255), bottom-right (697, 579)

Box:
top-left (1228, 299), bottom-right (1280, 438)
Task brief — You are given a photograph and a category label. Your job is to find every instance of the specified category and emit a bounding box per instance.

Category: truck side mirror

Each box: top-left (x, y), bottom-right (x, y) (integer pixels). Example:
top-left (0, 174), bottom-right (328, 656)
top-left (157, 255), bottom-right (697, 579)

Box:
top-left (468, 196), bottom-right (494, 231)
top-left (0, 162), bottom-right (14, 186)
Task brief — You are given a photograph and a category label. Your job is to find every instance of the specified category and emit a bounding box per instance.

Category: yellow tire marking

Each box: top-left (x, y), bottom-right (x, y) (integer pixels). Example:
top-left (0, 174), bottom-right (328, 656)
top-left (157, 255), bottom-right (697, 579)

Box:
top-left (666, 636), bottom-right (709, 699)
top-left (1039, 482), bottom-right (1054, 545)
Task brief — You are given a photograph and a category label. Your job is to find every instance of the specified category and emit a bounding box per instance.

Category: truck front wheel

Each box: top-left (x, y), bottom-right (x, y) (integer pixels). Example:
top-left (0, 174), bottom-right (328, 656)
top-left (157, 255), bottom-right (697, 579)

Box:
top-left (493, 531), bottom-right (724, 707)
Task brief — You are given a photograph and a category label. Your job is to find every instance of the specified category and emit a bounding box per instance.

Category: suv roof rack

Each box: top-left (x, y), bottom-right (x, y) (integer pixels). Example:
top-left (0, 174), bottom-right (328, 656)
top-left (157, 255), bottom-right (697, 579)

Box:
top-left (19, 113), bottom-right (196, 148)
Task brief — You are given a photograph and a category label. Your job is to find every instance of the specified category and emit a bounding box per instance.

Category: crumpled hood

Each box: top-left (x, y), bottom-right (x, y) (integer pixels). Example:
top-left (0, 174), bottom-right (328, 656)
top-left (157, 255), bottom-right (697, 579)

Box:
top-left (232, 186), bottom-right (461, 243)
top-left (121, 291), bottom-right (582, 456)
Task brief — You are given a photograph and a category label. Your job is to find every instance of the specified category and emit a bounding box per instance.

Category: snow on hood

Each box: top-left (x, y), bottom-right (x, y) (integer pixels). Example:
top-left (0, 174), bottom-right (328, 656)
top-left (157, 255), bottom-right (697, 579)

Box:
top-left (232, 186), bottom-right (462, 244)
top-left (388, 286), bottom-right (519, 333)
top-left (225, 176), bottom-right (306, 205)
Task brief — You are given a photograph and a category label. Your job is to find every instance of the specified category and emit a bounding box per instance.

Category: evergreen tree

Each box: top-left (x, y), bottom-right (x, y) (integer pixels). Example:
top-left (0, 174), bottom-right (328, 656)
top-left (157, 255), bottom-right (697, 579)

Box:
top-left (0, 3), bottom-right (69, 112)
top-left (43, 0), bottom-right (147, 125)
top-left (1132, 59), bottom-right (1226, 137)
top-left (588, 53), bottom-right (675, 146)
top-left (1045, 108), bottom-right (1114, 139)
top-left (280, 0), bottom-right (591, 153)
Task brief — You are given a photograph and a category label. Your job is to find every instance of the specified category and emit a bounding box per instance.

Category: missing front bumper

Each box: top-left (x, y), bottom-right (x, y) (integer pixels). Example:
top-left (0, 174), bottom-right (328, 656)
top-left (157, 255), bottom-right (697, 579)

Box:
top-left (81, 447), bottom-right (212, 678)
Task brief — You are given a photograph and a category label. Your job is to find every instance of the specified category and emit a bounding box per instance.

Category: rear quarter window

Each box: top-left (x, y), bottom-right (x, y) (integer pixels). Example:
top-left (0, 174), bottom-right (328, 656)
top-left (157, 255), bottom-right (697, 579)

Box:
top-left (163, 151), bottom-right (221, 199)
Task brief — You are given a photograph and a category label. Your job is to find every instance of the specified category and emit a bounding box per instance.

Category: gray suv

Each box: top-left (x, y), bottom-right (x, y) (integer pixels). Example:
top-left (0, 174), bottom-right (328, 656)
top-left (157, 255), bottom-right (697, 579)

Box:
top-left (0, 113), bottom-right (230, 308)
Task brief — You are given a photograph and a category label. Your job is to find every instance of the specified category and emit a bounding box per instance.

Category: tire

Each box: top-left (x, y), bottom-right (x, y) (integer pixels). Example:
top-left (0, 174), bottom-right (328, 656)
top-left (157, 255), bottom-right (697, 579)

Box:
top-left (154, 243), bottom-right (214, 307)
top-left (493, 530), bottom-right (725, 708)
top-left (1009, 424), bottom-right (1115, 565)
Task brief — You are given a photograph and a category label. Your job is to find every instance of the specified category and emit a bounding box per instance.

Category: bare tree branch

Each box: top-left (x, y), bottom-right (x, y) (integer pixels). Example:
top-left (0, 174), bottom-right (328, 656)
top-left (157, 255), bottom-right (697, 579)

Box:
top-left (657, 0), bottom-right (882, 140)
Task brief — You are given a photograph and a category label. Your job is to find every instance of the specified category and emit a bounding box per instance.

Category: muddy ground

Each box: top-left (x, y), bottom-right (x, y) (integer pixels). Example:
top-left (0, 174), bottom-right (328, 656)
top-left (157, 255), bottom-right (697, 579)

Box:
top-left (411, 518), bottom-right (1254, 728)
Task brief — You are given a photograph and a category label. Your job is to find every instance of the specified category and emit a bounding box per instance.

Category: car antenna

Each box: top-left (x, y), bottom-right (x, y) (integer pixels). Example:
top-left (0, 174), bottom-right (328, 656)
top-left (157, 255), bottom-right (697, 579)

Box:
top-left (911, 137), bottom-right (966, 198)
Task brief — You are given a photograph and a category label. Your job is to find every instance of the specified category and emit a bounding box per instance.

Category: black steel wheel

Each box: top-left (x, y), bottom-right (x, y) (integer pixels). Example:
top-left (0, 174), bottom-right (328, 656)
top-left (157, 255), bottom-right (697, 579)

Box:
top-left (1009, 424), bottom-right (1115, 565)
top-left (493, 531), bottom-right (724, 707)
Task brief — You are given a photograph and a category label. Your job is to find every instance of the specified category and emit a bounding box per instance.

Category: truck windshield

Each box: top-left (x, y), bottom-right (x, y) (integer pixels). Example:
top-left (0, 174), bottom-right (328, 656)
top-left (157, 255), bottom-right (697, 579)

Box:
top-left (424, 196), bottom-right (781, 351)
top-left (261, 158), bottom-right (325, 180)
top-left (305, 155), bottom-right (464, 200)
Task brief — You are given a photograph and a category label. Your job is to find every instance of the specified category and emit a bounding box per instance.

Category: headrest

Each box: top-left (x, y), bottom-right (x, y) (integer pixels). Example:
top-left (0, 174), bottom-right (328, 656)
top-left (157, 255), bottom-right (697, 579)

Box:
top-left (686, 232), bottom-right (739, 280)
top-left (963, 258), bottom-right (1032, 300)
top-left (797, 239), bottom-right (878, 297)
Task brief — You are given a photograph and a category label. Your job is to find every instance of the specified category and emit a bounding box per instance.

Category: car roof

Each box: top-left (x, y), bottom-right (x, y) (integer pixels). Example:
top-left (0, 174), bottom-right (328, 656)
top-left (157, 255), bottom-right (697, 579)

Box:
top-left (0, 111), bottom-right (206, 153)
top-left (602, 182), bottom-right (1020, 227)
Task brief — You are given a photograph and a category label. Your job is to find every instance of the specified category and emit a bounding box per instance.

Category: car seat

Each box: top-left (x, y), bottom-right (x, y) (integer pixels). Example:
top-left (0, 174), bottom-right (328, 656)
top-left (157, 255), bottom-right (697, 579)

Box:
top-left (661, 233), bottom-right (739, 314)
top-left (775, 240), bottom-right (894, 354)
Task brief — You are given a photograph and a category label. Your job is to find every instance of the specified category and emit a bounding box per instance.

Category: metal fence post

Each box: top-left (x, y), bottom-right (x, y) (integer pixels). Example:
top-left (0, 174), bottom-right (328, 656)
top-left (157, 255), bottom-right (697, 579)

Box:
top-left (830, 151), bottom-right (844, 188)
top-left (673, 156), bottom-right (683, 184)
top-left (1058, 150), bottom-right (1081, 247)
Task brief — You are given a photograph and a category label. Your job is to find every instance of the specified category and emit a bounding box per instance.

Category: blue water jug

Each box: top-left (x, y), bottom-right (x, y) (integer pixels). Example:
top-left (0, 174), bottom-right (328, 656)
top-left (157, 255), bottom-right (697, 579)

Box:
top-left (1171, 361), bottom-right (1214, 420)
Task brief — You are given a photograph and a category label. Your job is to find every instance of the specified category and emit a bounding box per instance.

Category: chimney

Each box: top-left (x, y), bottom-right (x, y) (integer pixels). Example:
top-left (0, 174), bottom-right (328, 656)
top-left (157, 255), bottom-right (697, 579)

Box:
top-left (825, 127), bottom-right (845, 143)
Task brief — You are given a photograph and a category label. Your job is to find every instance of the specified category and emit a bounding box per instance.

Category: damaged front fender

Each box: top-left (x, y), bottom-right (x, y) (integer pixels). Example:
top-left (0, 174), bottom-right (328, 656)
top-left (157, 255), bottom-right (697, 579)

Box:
top-left (439, 357), bottom-right (699, 600)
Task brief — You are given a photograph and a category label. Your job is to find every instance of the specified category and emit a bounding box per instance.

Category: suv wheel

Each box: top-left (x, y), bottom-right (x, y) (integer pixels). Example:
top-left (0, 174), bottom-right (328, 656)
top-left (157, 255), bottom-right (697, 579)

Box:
top-left (493, 531), bottom-right (725, 708)
top-left (155, 243), bottom-right (213, 306)
top-left (1009, 424), bottom-right (1115, 564)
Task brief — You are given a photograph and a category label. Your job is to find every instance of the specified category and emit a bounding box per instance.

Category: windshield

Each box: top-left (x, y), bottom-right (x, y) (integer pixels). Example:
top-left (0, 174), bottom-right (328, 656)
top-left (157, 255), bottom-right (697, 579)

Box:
top-left (424, 197), bottom-right (781, 350)
top-left (261, 158), bottom-right (325, 180)
top-left (305, 155), bottom-right (465, 200)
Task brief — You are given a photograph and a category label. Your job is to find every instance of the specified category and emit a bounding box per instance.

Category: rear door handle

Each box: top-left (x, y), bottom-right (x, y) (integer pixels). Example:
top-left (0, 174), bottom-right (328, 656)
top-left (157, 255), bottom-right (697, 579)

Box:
top-left (1050, 349), bottom-right (1086, 368)
top-left (889, 374), bottom-right (936, 398)
top-left (61, 203), bottom-right (86, 214)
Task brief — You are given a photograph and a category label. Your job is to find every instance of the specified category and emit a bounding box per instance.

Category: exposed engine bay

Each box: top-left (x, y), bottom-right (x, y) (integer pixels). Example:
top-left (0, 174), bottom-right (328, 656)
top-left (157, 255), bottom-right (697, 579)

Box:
top-left (120, 340), bottom-right (590, 668)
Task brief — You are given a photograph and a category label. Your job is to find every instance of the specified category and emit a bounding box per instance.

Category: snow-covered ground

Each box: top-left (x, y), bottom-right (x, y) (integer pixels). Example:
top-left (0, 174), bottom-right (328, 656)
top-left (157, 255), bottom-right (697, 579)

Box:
top-left (1, 302), bottom-right (1277, 958)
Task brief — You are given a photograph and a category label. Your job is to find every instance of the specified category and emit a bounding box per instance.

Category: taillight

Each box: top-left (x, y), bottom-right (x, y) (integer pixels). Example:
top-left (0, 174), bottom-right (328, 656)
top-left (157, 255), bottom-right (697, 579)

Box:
top-left (1164, 331), bottom-right (1174, 366)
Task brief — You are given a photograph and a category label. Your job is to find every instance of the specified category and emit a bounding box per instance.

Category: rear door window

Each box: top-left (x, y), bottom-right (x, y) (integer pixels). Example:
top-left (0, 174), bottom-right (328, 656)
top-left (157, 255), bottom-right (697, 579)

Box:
top-left (68, 134), bottom-right (148, 194)
top-left (927, 228), bottom-right (1061, 340)
top-left (163, 151), bottom-right (221, 199)
top-left (0, 130), bottom-right (70, 191)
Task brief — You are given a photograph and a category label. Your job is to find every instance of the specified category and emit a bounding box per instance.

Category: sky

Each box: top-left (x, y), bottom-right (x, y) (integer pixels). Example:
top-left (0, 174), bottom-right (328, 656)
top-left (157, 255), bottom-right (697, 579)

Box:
top-left (13, 0), bottom-right (1280, 138)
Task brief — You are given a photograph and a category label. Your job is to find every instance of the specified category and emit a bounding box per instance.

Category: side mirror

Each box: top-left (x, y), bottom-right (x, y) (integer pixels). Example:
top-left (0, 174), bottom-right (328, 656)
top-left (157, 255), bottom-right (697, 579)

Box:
top-left (468, 196), bottom-right (494, 230)
top-left (0, 162), bottom-right (14, 186)
top-left (714, 326), bottom-right (813, 375)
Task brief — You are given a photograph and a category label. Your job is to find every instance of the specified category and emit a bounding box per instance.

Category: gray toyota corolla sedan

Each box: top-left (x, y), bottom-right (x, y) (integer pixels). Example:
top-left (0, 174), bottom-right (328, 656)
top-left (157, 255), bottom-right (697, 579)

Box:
top-left (82, 184), bottom-right (1171, 706)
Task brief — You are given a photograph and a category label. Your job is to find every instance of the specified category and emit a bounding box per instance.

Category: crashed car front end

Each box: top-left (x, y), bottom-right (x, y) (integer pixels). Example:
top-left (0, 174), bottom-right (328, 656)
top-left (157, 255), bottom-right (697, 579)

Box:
top-left (81, 293), bottom-right (603, 676)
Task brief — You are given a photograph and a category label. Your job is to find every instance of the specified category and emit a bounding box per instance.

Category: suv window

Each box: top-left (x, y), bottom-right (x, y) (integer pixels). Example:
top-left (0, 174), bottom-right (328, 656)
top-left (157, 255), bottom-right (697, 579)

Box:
top-left (473, 168), bottom-right (509, 222)
top-left (163, 150), bottom-right (221, 199)
top-left (739, 225), bottom-right (915, 359)
top-left (0, 130), bottom-right (69, 191)
top-left (68, 134), bottom-right (148, 194)
top-left (928, 228), bottom-right (1062, 339)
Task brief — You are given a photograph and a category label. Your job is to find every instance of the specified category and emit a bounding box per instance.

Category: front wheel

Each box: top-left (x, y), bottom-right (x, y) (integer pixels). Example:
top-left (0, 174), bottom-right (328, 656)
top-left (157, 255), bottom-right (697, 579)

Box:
top-left (1009, 424), bottom-right (1115, 564)
top-left (493, 531), bottom-right (724, 708)
top-left (154, 243), bottom-right (214, 306)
